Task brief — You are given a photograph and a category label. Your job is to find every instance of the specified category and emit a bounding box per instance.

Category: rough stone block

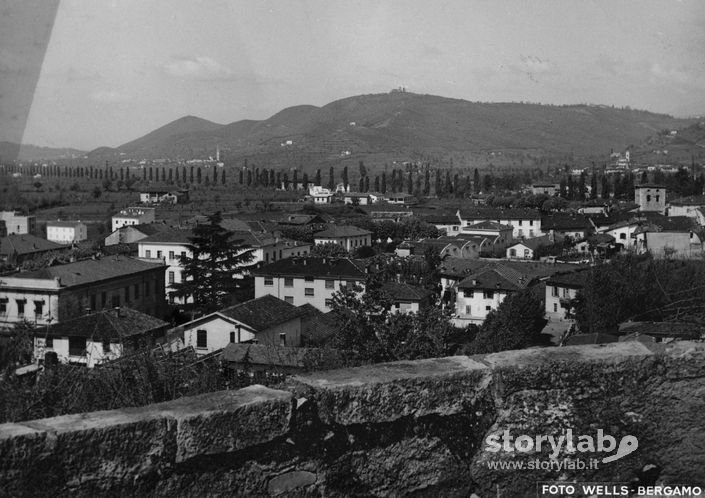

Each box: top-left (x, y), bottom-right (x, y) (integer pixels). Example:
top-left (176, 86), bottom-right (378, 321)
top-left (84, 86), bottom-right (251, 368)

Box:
top-left (268, 470), bottom-right (317, 496)
top-left (292, 356), bottom-right (490, 425)
top-left (157, 385), bottom-right (294, 463)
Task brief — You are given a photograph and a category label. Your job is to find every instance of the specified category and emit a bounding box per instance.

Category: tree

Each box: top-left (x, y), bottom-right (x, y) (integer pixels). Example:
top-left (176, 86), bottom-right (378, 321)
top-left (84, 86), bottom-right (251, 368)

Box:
top-left (464, 290), bottom-right (546, 354)
top-left (172, 212), bottom-right (255, 313)
top-left (221, 169), bottom-right (226, 185)
top-left (342, 165), bottom-right (348, 190)
top-left (328, 167), bottom-right (335, 190)
top-left (310, 242), bottom-right (349, 258)
top-left (315, 169), bottom-right (321, 186)
top-left (473, 168), bottom-right (481, 193)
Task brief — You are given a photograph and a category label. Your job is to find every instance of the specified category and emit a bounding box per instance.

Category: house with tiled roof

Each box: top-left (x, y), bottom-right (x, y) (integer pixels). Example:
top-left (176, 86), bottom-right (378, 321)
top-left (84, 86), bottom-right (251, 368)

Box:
top-left (314, 225), bottom-right (371, 252)
top-left (541, 213), bottom-right (593, 240)
top-left (111, 207), bottom-right (156, 232)
top-left (179, 295), bottom-right (306, 354)
top-left (633, 215), bottom-right (702, 258)
top-left (104, 223), bottom-right (173, 247)
top-left (461, 220), bottom-right (513, 247)
top-left (545, 269), bottom-right (591, 326)
top-left (0, 256), bottom-right (166, 330)
top-left (668, 195), bottom-right (705, 225)
top-left (33, 307), bottom-right (169, 367)
top-left (46, 220), bottom-right (87, 245)
top-left (456, 208), bottom-right (542, 239)
top-left (506, 235), bottom-right (555, 260)
top-left (421, 213), bottom-right (462, 235)
top-left (396, 235), bottom-right (485, 260)
top-left (0, 234), bottom-right (66, 265)
top-left (382, 282), bottom-right (434, 314)
top-left (252, 257), bottom-right (366, 312)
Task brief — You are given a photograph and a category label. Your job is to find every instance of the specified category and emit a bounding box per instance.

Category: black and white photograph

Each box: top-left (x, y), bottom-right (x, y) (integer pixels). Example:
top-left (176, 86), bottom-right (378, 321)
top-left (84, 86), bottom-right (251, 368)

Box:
top-left (1, 1), bottom-right (705, 496)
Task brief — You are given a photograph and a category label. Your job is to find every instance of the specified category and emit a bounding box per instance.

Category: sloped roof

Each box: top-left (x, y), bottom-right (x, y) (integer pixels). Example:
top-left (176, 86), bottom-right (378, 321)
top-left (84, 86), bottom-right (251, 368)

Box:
top-left (314, 225), bottom-right (372, 238)
top-left (139, 229), bottom-right (195, 244)
top-left (46, 220), bottom-right (85, 228)
top-left (458, 207), bottom-right (541, 220)
top-left (508, 235), bottom-right (553, 252)
top-left (252, 257), bottom-right (366, 280)
top-left (669, 195), bottom-right (705, 207)
top-left (422, 214), bottom-right (460, 224)
top-left (465, 220), bottom-right (513, 231)
top-left (222, 343), bottom-right (323, 368)
top-left (45, 307), bottom-right (168, 340)
top-left (382, 282), bottom-right (433, 301)
top-left (457, 267), bottom-right (526, 292)
top-left (542, 213), bottom-right (591, 231)
top-left (11, 256), bottom-right (164, 287)
top-left (219, 295), bottom-right (304, 330)
top-left (618, 321), bottom-right (702, 339)
top-left (564, 333), bottom-right (619, 346)
top-left (546, 269), bottom-right (591, 289)
top-left (0, 234), bottom-right (64, 256)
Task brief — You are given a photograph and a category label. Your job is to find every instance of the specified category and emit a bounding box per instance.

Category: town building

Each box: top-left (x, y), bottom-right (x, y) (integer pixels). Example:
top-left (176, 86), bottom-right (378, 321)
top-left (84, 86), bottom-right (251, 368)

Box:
top-left (343, 192), bottom-right (374, 205)
top-left (385, 192), bottom-right (416, 205)
top-left (456, 208), bottom-right (542, 239)
top-left (0, 211), bottom-right (36, 235)
top-left (541, 214), bottom-right (592, 240)
top-left (314, 226), bottom-right (372, 252)
top-left (667, 196), bottom-right (705, 225)
top-left (0, 256), bottom-right (166, 330)
top-left (179, 295), bottom-right (305, 355)
top-left (382, 282), bottom-right (434, 314)
top-left (252, 257), bottom-right (366, 312)
top-left (422, 214), bottom-right (462, 235)
top-left (104, 223), bottom-right (173, 247)
top-left (0, 221), bottom-right (7, 238)
top-left (46, 221), bottom-right (88, 245)
top-left (0, 234), bottom-right (65, 265)
top-left (139, 189), bottom-right (189, 204)
top-left (307, 185), bottom-right (333, 204)
top-left (453, 267), bottom-right (529, 326)
top-left (633, 216), bottom-right (702, 258)
top-left (111, 207), bottom-right (156, 232)
top-left (462, 221), bottom-right (513, 247)
top-left (506, 235), bottom-right (554, 260)
top-left (33, 307), bottom-right (169, 368)
top-left (532, 183), bottom-right (559, 196)
top-left (544, 270), bottom-right (589, 325)
top-left (634, 184), bottom-right (666, 214)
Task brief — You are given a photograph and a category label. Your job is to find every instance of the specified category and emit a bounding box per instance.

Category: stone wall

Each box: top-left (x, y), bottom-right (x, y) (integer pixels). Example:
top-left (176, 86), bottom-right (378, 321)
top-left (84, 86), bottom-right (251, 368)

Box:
top-left (1, 341), bottom-right (704, 496)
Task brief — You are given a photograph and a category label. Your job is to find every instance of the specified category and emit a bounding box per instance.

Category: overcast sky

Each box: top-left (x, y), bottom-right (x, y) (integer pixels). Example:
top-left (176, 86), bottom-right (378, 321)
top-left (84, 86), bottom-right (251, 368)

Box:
top-left (3, 0), bottom-right (705, 150)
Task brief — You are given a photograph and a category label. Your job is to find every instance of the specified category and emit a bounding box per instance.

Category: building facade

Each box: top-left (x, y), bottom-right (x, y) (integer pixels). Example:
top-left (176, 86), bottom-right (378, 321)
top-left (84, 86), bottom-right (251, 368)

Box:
top-left (0, 211), bottom-right (36, 235)
top-left (46, 221), bottom-right (88, 245)
top-left (111, 207), bottom-right (156, 232)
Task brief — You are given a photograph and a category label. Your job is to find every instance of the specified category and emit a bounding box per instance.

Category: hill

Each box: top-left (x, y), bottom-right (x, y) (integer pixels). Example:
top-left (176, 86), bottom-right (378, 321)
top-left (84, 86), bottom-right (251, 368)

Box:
top-left (0, 141), bottom-right (86, 162)
top-left (87, 92), bottom-right (698, 167)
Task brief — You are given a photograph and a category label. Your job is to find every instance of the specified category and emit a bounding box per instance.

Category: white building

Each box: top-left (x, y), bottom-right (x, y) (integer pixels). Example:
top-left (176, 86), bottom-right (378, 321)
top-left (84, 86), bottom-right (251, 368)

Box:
top-left (313, 226), bottom-right (372, 252)
top-left (457, 208), bottom-right (542, 239)
top-left (634, 184), bottom-right (666, 214)
top-left (453, 267), bottom-right (526, 326)
top-left (180, 295), bottom-right (304, 355)
top-left (112, 207), bottom-right (156, 232)
top-left (0, 211), bottom-right (36, 235)
top-left (252, 257), bottom-right (366, 312)
top-left (46, 221), bottom-right (88, 245)
top-left (308, 185), bottom-right (333, 204)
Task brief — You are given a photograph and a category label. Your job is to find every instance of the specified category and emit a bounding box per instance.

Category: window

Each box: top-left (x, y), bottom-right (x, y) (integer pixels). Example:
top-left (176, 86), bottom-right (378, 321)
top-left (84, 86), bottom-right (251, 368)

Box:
top-left (551, 286), bottom-right (558, 297)
top-left (284, 278), bottom-right (294, 287)
top-left (279, 333), bottom-right (286, 347)
top-left (102, 341), bottom-right (111, 353)
top-left (465, 305), bottom-right (471, 315)
top-left (656, 195), bottom-right (660, 202)
top-left (620, 233), bottom-right (626, 240)
top-left (529, 220), bottom-right (534, 226)
top-left (325, 279), bottom-right (334, 289)
top-left (483, 290), bottom-right (494, 299)
top-left (485, 305), bottom-right (492, 311)
top-left (510, 249), bottom-right (517, 257)
top-left (181, 251), bottom-right (186, 259)
top-left (284, 296), bottom-right (294, 304)
top-left (157, 250), bottom-right (162, 258)
top-left (196, 329), bottom-right (207, 349)
top-left (553, 303), bottom-right (558, 312)
top-left (145, 250), bottom-right (151, 258)
top-left (69, 337), bottom-right (86, 356)
top-left (45, 336), bottom-right (53, 348)
top-left (264, 277), bottom-right (273, 287)
top-left (16, 299), bottom-right (25, 317)
top-left (305, 288), bottom-right (314, 297)
top-left (524, 249), bottom-right (530, 258)
top-left (112, 295), bottom-right (120, 308)
top-left (646, 195), bottom-right (651, 202)
top-left (168, 271), bottom-right (175, 284)
top-left (0, 298), bottom-right (7, 315)
top-left (34, 301), bottom-right (44, 319)
top-left (325, 298), bottom-right (333, 308)
top-left (304, 276), bottom-right (314, 282)
top-left (265, 253), bottom-right (269, 263)
top-left (229, 332), bottom-right (236, 343)
top-left (519, 220), bottom-right (523, 226)
top-left (562, 288), bottom-right (569, 298)
top-left (169, 251), bottom-right (175, 261)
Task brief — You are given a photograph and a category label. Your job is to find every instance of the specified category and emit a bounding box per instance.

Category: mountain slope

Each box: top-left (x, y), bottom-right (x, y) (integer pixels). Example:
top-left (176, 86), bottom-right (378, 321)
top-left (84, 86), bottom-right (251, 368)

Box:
top-left (90, 92), bottom-right (697, 163)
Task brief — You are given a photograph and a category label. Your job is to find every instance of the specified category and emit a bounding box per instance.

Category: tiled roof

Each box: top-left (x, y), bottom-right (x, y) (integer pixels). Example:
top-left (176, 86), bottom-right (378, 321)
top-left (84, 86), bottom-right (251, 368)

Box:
top-left (314, 225), bottom-right (372, 238)
top-left (11, 256), bottom-right (164, 287)
top-left (222, 343), bottom-right (322, 368)
top-left (46, 220), bottom-right (85, 228)
top-left (541, 214), bottom-right (592, 231)
top-left (252, 257), bottom-right (366, 280)
top-left (457, 267), bottom-right (526, 292)
top-left (466, 220), bottom-right (513, 231)
top-left (458, 208), bottom-right (541, 220)
top-left (546, 269), bottom-right (591, 289)
top-left (669, 195), bottom-right (705, 206)
top-left (0, 234), bottom-right (64, 256)
top-left (508, 235), bottom-right (553, 251)
top-left (45, 307), bottom-right (168, 340)
top-left (421, 214), bottom-right (460, 224)
top-left (139, 229), bottom-right (195, 244)
top-left (634, 184), bottom-right (666, 189)
top-left (218, 295), bottom-right (303, 330)
top-left (564, 333), bottom-right (619, 346)
top-left (382, 282), bottom-right (433, 301)
top-left (119, 223), bottom-right (170, 236)
top-left (618, 321), bottom-right (703, 339)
